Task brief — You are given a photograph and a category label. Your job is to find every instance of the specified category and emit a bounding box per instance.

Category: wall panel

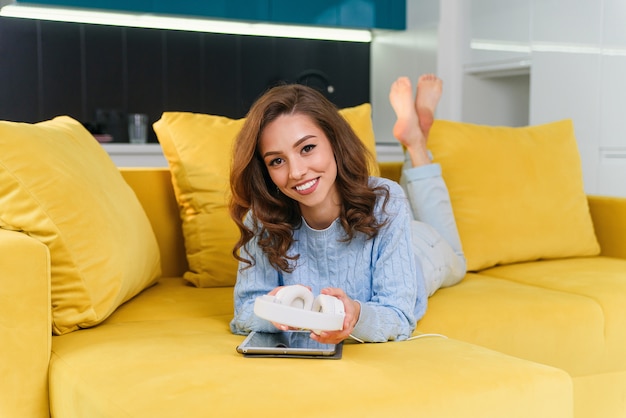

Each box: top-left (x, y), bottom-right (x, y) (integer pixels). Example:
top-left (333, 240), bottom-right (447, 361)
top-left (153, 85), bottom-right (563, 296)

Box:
top-left (126, 28), bottom-right (164, 122)
top-left (39, 21), bottom-right (82, 121)
top-left (0, 18), bottom-right (39, 122)
top-left (202, 33), bottom-right (241, 118)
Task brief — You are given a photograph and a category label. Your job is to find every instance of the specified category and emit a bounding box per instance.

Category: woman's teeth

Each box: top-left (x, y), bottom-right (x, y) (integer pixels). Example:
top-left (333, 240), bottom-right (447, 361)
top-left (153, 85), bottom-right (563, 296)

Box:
top-left (295, 179), bottom-right (317, 191)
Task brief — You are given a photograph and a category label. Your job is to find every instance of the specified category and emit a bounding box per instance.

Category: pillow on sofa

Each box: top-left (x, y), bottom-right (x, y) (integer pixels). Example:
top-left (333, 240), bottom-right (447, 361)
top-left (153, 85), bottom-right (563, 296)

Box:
top-left (0, 116), bottom-right (161, 335)
top-left (427, 119), bottom-right (600, 271)
top-left (154, 103), bottom-right (378, 288)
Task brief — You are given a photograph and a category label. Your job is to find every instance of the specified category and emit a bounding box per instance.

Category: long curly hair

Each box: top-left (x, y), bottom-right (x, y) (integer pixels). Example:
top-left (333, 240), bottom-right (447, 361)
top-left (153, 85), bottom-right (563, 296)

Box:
top-left (229, 84), bottom-right (389, 273)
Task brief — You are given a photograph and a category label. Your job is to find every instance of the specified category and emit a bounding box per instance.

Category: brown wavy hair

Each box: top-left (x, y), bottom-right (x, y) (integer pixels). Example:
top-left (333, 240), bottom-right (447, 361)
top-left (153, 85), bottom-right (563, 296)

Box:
top-left (229, 84), bottom-right (389, 273)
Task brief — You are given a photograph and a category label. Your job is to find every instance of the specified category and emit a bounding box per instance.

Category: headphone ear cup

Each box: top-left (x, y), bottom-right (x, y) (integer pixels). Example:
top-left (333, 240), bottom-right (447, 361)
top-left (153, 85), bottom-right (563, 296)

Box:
top-left (312, 294), bottom-right (345, 315)
top-left (275, 286), bottom-right (314, 310)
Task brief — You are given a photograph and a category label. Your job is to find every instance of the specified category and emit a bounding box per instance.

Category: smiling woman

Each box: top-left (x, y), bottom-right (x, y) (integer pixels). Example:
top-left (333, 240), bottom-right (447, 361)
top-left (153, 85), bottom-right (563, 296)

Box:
top-left (228, 83), bottom-right (426, 344)
top-left (228, 76), bottom-right (469, 344)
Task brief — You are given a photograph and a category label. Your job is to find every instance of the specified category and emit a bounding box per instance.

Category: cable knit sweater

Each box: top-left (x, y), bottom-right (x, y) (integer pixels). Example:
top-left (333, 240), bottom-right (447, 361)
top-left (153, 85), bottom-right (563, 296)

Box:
top-left (230, 177), bottom-right (427, 342)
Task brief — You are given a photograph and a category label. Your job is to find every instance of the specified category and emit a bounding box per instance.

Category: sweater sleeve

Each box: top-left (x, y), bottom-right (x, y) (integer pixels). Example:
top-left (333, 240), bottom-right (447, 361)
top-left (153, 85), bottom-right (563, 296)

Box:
top-left (350, 180), bottom-right (427, 342)
top-left (229, 217), bottom-right (282, 335)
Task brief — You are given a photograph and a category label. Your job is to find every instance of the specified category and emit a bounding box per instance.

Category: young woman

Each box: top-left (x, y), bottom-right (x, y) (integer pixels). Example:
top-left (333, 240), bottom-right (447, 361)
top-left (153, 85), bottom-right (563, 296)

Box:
top-left (229, 76), bottom-right (464, 344)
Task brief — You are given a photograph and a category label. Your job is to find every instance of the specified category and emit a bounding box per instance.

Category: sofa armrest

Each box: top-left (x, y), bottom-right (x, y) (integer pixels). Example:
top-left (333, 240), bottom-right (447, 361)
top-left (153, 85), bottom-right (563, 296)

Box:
top-left (0, 229), bottom-right (51, 417)
top-left (588, 195), bottom-right (626, 259)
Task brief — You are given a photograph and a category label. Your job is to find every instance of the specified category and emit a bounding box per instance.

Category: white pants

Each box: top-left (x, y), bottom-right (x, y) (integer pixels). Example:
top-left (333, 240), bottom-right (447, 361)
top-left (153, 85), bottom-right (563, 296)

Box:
top-left (400, 156), bottom-right (467, 297)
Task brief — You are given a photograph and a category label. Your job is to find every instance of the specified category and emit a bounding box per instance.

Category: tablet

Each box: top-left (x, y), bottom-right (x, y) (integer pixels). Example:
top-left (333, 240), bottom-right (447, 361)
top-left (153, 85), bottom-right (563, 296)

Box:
top-left (236, 331), bottom-right (337, 356)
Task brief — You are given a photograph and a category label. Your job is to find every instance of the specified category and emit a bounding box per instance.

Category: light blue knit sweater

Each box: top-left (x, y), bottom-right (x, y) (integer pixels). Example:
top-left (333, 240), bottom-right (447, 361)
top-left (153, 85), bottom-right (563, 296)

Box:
top-left (230, 177), bottom-right (427, 342)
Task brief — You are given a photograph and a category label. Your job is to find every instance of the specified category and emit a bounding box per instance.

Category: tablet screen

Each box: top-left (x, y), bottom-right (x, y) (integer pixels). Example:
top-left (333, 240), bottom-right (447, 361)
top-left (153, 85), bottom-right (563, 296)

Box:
top-left (236, 331), bottom-right (336, 356)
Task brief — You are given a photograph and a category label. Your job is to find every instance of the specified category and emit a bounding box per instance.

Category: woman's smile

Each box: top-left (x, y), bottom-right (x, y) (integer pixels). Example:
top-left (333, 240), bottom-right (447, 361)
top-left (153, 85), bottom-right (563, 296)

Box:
top-left (294, 178), bottom-right (319, 194)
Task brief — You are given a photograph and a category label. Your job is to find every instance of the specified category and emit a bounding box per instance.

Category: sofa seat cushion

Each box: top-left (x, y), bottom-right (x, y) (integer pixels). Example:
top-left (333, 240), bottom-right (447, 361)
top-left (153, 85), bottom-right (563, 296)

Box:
top-left (103, 277), bottom-right (234, 325)
top-left (49, 278), bottom-right (573, 418)
top-left (480, 257), bottom-right (626, 374)
top-left (416, 272), bottom-right (608, 376)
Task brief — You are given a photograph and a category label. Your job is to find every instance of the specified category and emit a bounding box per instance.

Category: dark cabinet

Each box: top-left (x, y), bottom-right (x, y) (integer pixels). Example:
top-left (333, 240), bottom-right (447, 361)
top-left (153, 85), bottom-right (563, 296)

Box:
top-left (0, 17), bottom-right (370, 142)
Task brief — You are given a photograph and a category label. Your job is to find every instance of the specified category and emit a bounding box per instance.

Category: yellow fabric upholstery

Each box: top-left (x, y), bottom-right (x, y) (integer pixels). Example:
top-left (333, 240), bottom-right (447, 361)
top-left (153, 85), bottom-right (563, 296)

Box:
top-left (336, 103), bottom-right (380, 176)
top-left (154, 113), bottom-right (244, 288)
top-left (417, 272), bottom-right (606, 376)
top-left (50, 278), bottom-right (573, 418)
top-left (588, 195), bottom-right (626, 259)
top-left (378, 160), bottom-right (403, 182)
top-left (0, 229), bottom-right (50, 418)
top-left (574, 371), bottom-right (626, 418)
top-left (4, 139), bottom-right (626, 418)
top-left (0, 117), bottom-right (161, 334)
top-left (480, 257), bottom-right (626, 373)
top-left (6, 161), bottom-right (626, 418)
top-left (153, 104), bottom-right (378, 287)
top-left (428, 119), bottom-right (600, 271)
top-left (416, 256), bottom-right (626, 416)
top-left (120, 168), bottom-right (187, 278)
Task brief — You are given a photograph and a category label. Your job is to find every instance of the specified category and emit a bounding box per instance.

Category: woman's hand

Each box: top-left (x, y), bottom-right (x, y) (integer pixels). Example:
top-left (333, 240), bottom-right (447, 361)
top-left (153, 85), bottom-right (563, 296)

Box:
top-left (310, 287), bottom-right (361, 345)
top-left (267, 285), bottom-right (311, 331)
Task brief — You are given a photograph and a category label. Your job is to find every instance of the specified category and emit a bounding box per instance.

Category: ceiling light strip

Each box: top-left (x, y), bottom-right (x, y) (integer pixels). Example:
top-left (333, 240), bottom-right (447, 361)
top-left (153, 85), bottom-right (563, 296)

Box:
top-left (0, 4), bottom-right (372, 42)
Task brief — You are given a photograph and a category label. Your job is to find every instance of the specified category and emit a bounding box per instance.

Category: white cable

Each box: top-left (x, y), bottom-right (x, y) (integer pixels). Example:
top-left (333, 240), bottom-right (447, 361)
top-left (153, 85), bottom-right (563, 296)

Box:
top-left (406, 333), bottom-right (448, 341)
top-left (348, 333), bottom-right (447, 343)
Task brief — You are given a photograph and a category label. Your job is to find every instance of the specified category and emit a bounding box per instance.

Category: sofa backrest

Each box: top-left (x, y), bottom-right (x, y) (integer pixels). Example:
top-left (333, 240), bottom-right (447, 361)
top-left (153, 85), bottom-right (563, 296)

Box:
top-left (121, 163), bottom-right (626, 279)
top-left (120, 168), bottom-right (188, 277)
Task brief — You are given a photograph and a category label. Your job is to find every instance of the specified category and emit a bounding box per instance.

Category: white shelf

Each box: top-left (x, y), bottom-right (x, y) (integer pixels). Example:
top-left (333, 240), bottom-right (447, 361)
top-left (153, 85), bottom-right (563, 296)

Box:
top-left (464, 58), bottom-right (531, 78)
top-left (101, 143), bottom-right (168, 167)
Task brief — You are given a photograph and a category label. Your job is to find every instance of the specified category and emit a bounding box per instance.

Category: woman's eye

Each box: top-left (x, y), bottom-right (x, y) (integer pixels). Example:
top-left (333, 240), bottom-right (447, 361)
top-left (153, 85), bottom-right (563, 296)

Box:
top-left (268, 157), bottom-right (283, 167)
top-left (302, 144), bottom-right (316, 154)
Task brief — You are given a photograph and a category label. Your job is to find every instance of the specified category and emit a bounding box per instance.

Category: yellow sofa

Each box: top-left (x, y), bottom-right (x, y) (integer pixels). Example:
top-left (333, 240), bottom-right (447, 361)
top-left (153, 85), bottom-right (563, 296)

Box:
top-left (4, 163), bottom-right (625, 418)
top-left (2, 162), bottom-right (573, 418)
top-left (2, 114), bottom-right (625, 418)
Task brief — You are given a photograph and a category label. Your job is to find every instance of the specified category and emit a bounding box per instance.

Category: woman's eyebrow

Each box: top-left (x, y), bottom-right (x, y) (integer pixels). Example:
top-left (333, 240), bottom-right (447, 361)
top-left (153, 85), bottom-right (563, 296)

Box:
top-left (293, 135), bottom-right (316, 148)
top-left (262, 135), bottom-right (316, 159)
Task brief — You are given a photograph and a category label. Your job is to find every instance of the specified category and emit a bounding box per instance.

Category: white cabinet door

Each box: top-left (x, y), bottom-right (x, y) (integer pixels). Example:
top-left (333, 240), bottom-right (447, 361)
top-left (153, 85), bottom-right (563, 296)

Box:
top-left (466, 0), bottom-right (531, 67)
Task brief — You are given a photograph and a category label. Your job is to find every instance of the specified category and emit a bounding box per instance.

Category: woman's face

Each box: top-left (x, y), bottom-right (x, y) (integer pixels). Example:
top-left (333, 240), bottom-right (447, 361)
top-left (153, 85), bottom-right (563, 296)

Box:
top-left (259, 112), bottom-right (340, 228)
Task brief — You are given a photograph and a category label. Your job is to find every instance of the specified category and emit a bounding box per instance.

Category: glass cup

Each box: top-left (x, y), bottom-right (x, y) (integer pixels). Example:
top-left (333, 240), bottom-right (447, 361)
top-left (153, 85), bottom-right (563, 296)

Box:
top-left (128, 113), bottom-right (148, 144)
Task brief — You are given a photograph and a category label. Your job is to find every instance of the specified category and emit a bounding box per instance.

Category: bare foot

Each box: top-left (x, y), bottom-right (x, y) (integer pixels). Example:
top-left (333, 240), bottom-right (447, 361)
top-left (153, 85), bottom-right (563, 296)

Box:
top-left (389, 77), bottom-right (430, 166)
top-left (389, 77), bottom-right (422, 148)
top-left (415, 74), bottom-right (443, 137)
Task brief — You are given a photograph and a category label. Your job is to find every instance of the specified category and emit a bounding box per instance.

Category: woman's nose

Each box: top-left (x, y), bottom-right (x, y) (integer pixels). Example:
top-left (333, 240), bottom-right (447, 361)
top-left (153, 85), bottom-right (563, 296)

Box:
top-left (289, 159), bottom-right (307, 179)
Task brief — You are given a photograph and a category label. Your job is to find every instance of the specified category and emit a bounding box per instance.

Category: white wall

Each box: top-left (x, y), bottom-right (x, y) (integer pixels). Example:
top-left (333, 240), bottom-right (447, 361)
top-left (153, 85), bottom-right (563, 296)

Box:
top-left (379, 0), bottom-right (626, 196)
top-left (370, 0), bottom-right (439, 162)
top-left (529, 0), bottom-right (626, 197)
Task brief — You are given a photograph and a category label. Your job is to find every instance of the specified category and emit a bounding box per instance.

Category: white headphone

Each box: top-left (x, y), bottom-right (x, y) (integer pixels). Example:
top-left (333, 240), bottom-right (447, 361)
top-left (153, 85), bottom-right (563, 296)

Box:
top-left (254, 285), bottom-right (345, 333)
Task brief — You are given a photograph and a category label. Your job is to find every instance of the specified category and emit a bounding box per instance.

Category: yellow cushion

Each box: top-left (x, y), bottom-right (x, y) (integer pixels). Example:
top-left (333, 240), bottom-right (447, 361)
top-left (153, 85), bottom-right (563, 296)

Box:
top-left (0, 116), bottom-right (161, 335)
top-left (428, 119), bottom-right (600, 271)
top-left (154, 103), bottom-right (378, 287)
